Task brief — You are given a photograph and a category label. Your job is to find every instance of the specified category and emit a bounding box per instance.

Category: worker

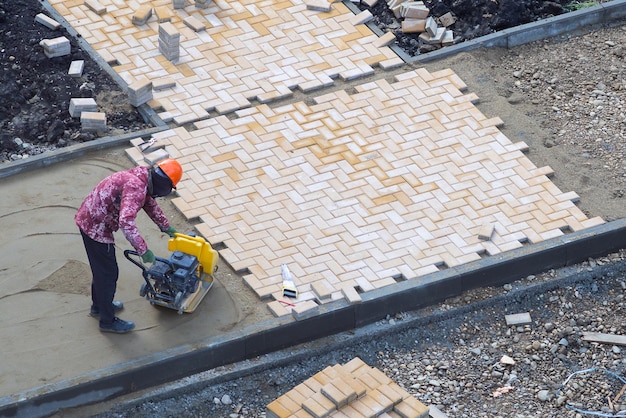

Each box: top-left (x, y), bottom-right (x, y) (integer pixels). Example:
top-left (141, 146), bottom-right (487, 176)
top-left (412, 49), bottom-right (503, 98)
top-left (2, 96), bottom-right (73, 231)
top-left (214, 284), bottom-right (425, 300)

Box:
top-left (75, 158), bottom-right (183, 333)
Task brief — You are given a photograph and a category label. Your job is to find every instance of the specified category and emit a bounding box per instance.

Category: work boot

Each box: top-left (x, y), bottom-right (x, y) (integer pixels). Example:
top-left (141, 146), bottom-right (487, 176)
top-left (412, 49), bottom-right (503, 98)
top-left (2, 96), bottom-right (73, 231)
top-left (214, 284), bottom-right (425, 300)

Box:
top-left (90, 300), bottom-right (124, 318)
top-left (99, 317), bottom-right (135, 334)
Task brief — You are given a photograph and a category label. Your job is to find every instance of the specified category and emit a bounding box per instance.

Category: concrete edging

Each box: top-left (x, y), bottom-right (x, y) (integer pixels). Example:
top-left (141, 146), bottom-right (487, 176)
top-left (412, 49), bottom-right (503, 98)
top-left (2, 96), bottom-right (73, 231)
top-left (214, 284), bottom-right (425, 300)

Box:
top-left (2, 219), bottom-right (626, 417)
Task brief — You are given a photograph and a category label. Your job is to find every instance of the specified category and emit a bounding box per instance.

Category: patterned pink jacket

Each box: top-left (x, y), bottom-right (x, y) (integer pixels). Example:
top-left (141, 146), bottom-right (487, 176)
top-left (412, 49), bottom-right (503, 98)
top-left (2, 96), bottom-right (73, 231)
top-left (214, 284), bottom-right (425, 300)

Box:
top-left (75, 166), bottom-right (170, 254)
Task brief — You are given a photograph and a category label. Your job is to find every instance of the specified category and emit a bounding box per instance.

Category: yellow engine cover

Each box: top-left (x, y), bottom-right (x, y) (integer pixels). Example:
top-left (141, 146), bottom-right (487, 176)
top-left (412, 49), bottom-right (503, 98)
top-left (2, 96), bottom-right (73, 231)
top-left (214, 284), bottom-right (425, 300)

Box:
top-left (167, 233), bottom-right (219, 275)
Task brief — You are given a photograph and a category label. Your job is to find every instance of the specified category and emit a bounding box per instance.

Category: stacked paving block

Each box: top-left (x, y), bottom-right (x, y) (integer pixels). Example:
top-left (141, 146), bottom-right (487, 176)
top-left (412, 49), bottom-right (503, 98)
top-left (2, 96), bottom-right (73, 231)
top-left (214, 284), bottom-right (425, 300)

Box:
top-left (152, 77), bottom-right (176, 91)
top-left (418, 18), bottom-right (445, 45)
top-left (184, 15), bottom-right (206, 32)
top-left (311, 281), bottom-right (334, 303)
top-left (154, 6), bottom-right (172, 23)
top-left (126, 135), bottom-right (172, 169)
top-left (69, 97), bottom-right (97, 117)
top-left (397, 1), bottom-right (429, 18)
top-left (266, 357), bottom-right (429, 418)
top-left (39, 36), bottom-right (71, 58)
top-left (143, 149), bottom-right (170, 165)
top-left (80, 111), bottom-right (107, 132)
top-left (127, 79), bottom-right (153, 107)
top-left (173, 0), bottom-right (186, 8)
top-left (290, 300), bottom-right (319, 320)
top-left (158, 22), bottom-right (180, 62)
top-left (385, 0), bottom-right (454, 47)
top-left (478, 223), bottom-right (495, 241)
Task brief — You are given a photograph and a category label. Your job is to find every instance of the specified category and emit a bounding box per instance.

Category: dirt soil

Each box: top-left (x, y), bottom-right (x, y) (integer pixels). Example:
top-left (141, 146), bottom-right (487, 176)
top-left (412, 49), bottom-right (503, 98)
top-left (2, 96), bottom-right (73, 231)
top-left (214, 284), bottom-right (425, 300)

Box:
top-left (358, 0), bottom-right (575, 56)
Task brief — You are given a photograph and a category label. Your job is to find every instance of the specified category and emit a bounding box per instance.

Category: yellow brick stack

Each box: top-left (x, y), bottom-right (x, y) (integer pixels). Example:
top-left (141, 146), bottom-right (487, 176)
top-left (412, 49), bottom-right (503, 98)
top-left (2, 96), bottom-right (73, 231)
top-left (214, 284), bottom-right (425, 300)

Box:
top-left (266, 357), bottom-right (429, 418)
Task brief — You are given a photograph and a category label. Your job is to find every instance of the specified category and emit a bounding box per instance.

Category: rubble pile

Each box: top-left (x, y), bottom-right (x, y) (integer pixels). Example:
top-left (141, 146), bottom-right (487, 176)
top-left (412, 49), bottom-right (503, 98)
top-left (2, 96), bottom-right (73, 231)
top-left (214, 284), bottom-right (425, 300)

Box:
top-left (386, 0), bottom-right (456, 47)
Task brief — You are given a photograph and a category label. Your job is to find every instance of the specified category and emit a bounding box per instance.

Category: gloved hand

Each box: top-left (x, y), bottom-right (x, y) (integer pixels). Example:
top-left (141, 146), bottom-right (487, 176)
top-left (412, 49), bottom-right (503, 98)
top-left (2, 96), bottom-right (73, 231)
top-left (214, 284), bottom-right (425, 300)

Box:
top-left (141, 249), bottom-right (155, 264)
top-left (165, 226), bottom-right (177, 237)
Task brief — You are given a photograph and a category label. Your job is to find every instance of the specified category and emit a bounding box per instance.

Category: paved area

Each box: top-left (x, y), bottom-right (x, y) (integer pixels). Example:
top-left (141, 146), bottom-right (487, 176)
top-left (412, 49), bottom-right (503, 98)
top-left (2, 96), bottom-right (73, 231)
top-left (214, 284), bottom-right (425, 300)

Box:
top-left (46, 0), bottom-right (605, 317)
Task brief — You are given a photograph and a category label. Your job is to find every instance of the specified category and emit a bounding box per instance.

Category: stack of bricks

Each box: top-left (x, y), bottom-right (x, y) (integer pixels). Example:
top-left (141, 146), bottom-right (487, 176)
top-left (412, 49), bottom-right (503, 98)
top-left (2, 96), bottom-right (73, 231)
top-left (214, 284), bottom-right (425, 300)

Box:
top-left (127, 79), bottom-right (153, 107)
top-left (80, 111), bottom-right (107, 132)
top-left (183, 15), bottom-right (206, 32)
top-left (158, 22), bottom-right (180, 62)
top-left (173, 0), bottom-right (186, 9)
top-left (39, 36), bottom-right (71, 58)
top-left (126, 133), bottom-right (171, 165)
top-left (68, 97), bottom-right (97, 117)
top-left (266, 357), bottom-right (429, 418)
top-left (386, 0), bottom-right (454, 46)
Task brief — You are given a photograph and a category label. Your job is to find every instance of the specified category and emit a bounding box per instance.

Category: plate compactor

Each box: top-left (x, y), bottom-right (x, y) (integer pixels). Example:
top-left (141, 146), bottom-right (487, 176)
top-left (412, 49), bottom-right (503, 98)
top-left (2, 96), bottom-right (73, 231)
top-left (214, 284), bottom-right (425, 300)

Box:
top-left (125, 232), bottom-right (219, 314)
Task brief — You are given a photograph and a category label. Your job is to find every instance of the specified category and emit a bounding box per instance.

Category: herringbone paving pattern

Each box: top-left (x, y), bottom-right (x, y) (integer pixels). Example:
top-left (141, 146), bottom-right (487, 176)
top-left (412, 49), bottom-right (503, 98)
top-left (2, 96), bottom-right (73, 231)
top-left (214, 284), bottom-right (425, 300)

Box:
top-left (125, 69), bottom-right (604, 316)
top-left (47, 0), bottom-right (604, 317)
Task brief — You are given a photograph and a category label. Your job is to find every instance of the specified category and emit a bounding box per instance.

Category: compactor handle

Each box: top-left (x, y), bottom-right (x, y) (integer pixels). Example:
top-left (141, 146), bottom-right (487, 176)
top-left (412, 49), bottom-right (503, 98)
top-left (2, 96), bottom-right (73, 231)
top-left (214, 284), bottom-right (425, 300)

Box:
top-left (124, 250), bottom-right (146, 271)
top-left (124, 249), bottom-right (170, 271)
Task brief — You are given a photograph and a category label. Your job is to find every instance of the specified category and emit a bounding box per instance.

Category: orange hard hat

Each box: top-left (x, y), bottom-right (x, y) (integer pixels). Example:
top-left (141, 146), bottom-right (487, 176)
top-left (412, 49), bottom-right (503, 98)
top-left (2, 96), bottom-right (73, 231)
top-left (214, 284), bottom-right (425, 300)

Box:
top-left (156, 158), bottom-right (183, 187)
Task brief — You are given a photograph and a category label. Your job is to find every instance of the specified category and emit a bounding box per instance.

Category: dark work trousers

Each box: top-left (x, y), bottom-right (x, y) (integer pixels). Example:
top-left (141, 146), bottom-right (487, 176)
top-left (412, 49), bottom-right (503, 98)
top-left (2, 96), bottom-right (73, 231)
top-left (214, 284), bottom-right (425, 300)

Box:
top-left (80, 229), bottom-right (118, 326)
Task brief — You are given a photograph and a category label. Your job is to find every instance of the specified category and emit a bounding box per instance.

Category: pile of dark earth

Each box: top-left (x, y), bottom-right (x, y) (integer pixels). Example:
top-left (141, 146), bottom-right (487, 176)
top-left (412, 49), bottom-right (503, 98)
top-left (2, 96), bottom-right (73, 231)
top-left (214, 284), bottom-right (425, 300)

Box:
top-left (0, 0), bottom-right (590, 163)
top-left (0, 0), bottom-right (149, 163)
